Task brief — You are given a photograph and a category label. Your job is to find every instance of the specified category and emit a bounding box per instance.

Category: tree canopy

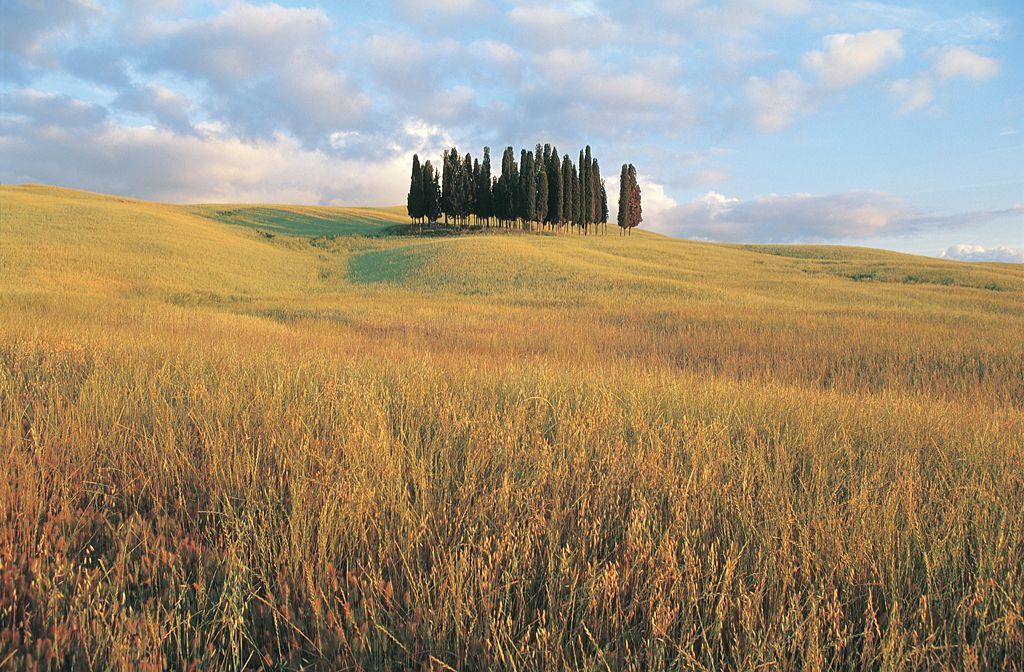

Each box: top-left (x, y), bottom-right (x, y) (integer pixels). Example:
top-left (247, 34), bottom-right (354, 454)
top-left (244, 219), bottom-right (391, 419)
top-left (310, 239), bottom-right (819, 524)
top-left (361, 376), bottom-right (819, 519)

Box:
top-left (617, 163), bottom-right (642, 235)
top-left (406, 143), bottom-right (638, 237)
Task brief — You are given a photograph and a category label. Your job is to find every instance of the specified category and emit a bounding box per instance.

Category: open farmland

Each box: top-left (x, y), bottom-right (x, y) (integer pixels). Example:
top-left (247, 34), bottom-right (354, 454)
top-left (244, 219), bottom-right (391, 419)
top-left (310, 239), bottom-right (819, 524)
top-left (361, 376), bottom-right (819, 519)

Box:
top-left (2, 185), bottom-right (1023, 669)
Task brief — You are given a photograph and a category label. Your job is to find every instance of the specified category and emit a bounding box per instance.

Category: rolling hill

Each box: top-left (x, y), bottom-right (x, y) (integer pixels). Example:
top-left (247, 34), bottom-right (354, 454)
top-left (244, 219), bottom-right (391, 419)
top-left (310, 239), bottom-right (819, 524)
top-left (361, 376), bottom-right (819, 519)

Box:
top-left (4, 184), bottom-right (1021, 307)
top-left (2, 184), bottom-right (1023, 669)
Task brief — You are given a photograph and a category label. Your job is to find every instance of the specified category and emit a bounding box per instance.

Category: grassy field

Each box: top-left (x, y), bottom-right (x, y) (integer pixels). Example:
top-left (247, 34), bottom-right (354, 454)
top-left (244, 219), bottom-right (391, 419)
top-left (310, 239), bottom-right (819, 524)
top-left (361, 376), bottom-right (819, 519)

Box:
top-left (1, 184), bottom-right (1022, 670)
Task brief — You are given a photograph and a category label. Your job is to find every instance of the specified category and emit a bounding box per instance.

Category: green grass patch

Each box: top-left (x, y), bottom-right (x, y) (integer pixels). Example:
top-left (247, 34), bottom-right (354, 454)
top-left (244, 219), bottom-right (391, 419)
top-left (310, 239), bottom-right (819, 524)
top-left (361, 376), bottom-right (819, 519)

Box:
top-left (195, 205), bottom-right (406, 237)
top-left (348, 244), bottom-right (436, 285)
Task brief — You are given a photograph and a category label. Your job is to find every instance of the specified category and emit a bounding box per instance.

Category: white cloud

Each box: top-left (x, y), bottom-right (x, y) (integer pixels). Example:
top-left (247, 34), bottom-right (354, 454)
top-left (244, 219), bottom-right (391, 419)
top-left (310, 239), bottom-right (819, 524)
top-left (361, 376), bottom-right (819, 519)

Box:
top-left (5, 88), bottom-right (107, 127)
top-left (651, 0), bottom-right (703, 15)
top-left (1, 109), bottom-right (447, 205)
top-left (508, 4), bottom-right (620, 45)
top-left (661, 190), bottom-right (918, 242)
top-left (581, 72), bottom-right (675, 108)
top-left (140, 3), bottom-right (368, 147)
top-left (934, 46), bottom-right (999, 81)
top-left (888, 46), bottom-right (999, 115)
top-left (362, 33), bottom-right (431, 92)
top-left (392, 0), bottom-right (494, 29)
top-left (802, 29), bottom-right (904, 90)
top-left (838, 4), bottom-right (1006, 43)
top-left (637, 178), bottom-right (679, 224)
top-left (659, 191), bottom-right (1024, 242)
top-left (746, 70), bottom-right (809, 132)
top-left (470, 39), bottom-right (520, 67)
top-left (889, 76), bottom-right (934, 115)
top-left (1, 0), bottom-right (101, 80)
top-left (424, 85), bottom-right (478, 123)
top-left (142, 4), bottom-right (332, 82)
top-left (732, 0), bottom-right (812, 17)
top-left (113, 83), bottom-right (193, 132)
top-left (690, 168), bottom-right (729, 186)
top-left (939, 244), bottom-right (1024, 263)
top-left (532, 48), bottom-right (597, 85)
top-left (395, 0), bottom-right (486, 13)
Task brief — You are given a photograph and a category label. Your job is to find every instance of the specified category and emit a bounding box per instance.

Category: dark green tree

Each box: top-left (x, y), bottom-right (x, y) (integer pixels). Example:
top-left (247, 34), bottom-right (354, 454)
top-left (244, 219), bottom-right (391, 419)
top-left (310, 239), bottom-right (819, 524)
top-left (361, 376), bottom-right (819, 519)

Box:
top-left (423, 160), bottom-right (441, 223)
top-left (575, 151), bottom-right (584, 231)
top-left (582, 145), bottom-right (593, 232)
top-left (590, 157), bottom-right (603, 234)
top-left (548, 145), bottom-right (561, 227)
top-left (477, 146), bottom-right (492, 226)
top-left (536, 157), bottom-right (548, 227)
top-left (599, 179), bottom-right (609, 232)
top-left (521, 150), bottom-right (536, 228)
top-left (498, 146), bottom-right (517, 226)
top-left (562, 155), bottom-right (574, 229)
top-left (549, 147), bottom-right (563, 227)
top-left (472, 157), bottom-right (481, 222)
top-left (407, 154), bottom-right (423, 228)
top-left (617, 163), bottom-right (629, 235)
top-left (492, 178), bottom-right (506, 225)
top-left (441, 148), bottom-right (457, 225)
top-left (461, 152), bottom-right (474, 226)
top-left (627, 163), bottom-right (642, 235)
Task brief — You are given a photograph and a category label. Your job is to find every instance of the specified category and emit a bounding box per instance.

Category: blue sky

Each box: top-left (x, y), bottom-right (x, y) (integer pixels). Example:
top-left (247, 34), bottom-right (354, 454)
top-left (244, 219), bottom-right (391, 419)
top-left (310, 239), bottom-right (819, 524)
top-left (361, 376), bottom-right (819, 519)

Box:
top-left (2, 0), bottom-right (1021, 259)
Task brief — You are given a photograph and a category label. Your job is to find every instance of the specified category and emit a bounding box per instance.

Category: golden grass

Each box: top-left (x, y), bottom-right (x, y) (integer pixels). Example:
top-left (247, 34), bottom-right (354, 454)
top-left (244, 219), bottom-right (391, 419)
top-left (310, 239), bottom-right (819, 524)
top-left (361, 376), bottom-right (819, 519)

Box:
top-left (2, 185), bottom-right (1022, 669)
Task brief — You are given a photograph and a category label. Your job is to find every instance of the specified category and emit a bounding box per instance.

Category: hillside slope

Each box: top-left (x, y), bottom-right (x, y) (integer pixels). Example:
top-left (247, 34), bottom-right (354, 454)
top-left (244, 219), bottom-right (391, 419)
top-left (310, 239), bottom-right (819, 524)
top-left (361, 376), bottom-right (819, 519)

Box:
top-left (3, 184), bottom-right (1021, 308)
top-left (3, 184), bottom-right (1022, 404)
top-left (2, 184), bottom-right (1023, 669)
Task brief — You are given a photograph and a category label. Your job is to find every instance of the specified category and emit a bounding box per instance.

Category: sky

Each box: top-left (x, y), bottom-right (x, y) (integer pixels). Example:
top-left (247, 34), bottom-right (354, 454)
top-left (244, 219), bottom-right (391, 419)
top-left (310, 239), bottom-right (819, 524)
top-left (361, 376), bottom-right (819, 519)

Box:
top-left (1, 0), bottom-right (1022, 260)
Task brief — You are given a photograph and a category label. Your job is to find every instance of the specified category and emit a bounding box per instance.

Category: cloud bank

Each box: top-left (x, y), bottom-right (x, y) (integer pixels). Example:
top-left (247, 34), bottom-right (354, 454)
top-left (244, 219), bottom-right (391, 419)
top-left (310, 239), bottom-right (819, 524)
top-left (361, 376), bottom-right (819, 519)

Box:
top-left (653, 191), bottom-right (1023, 244)
top-left (939, 244), bottom-right (1024, 263)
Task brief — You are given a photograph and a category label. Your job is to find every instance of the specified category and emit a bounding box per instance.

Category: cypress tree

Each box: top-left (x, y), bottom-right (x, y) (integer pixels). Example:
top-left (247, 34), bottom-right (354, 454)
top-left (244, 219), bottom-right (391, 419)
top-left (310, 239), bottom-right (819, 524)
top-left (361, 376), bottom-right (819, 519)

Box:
top-left (518, 149), bottom-right (527, 225)
top-left (548, 145), bottom-right (561, 226)
top-left (441, 150), bottom-right (449, 224)
top-left (441, 148), bottom-right (458, 225)
top-left (600, 180), bottom-right (609, 230)
top-left (522, 150), bottom-right (536, 228)
top-left (550, 148), bottom-right (563, 227)
top-left (407, 154), bottom-right (423, 228)
top-left (494, 148), bottom-right (506, 224)
top-left (509, 148), bottom-right (519, 227)
top-left (462, 152), bottom-right (474, 226)
top-left (574, 155), bottom-right (583, 231)
top-left (582, 146), bottom-right (593, 231)
top-left (478, 147), bottom-right (492, 226)
top-left (562, 155), bottom-right (574, 228)
top-left (536, 158), bottom-right (548, 227)
top-left (617, 164), bottom-right (629, 235)
top-left (422, 160), bottom-right (441, 223)
top-left (472, 157), bottom-right (480, 223)
top-left (500, 146), bottom-right (517, 227)
top-left (493, 177), bottom-right (506, 225)
top-left (591, 157), bottom-right (602, 233)
top-left (627, 163), bottom-right (642, 235)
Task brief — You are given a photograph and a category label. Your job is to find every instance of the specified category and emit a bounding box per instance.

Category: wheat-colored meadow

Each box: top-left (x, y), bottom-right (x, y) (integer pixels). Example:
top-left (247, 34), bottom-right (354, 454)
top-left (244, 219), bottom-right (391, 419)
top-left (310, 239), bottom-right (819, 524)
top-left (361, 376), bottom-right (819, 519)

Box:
top-left (2, 185), bottom-right (1023, 670)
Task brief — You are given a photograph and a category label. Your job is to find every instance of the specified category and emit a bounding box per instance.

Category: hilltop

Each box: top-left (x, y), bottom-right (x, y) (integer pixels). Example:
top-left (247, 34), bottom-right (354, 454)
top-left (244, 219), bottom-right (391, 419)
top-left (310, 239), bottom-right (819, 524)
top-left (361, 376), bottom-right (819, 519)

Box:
top-left (3, 184), bottom-right (1021, 308)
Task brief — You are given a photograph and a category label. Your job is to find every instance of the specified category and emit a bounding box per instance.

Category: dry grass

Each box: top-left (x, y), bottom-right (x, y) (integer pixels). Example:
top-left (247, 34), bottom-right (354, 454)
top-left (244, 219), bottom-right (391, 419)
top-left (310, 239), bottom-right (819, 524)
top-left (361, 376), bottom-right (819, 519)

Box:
top-left (1, 186), bottom-right (1023, 670)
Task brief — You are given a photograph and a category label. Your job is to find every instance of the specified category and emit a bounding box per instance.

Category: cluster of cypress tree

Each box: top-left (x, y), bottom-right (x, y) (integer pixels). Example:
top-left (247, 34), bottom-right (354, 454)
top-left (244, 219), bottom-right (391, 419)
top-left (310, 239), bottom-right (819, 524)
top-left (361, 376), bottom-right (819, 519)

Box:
top-left (407, 144), bottom-right (622, 235)
top-left (616, 163), bottom-right (642, 236)
top-left (405, 155), bottom-right (442, 231)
